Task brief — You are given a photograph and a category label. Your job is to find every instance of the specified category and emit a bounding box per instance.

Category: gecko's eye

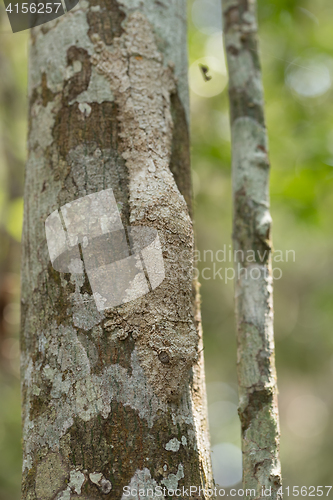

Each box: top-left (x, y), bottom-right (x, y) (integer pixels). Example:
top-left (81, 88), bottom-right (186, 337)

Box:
top-left (158, 351), bottom-right (170, 364)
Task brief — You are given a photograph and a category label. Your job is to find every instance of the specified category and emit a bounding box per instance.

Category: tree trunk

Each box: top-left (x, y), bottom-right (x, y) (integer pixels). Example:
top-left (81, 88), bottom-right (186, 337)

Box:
top-left (21, 2), bottom-right (213, 498)
top-left (222, 1), bottom-right (282, 498)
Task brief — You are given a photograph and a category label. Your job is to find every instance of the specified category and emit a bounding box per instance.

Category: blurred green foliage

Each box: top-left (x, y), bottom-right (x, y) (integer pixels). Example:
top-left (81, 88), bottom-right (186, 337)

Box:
top-left (0, 0), bottom-right (333, 497)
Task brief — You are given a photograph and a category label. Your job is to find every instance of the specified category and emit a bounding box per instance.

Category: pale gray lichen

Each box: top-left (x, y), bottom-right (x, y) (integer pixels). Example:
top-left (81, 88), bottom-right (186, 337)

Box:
top-left (165, 435), bottom-right (187, 452)
top-left (30, 10), bottom-right (93, 93)
top-left (35, 452), bottom-right (69, 500)
top-left (89, 472), bottom-right (112, 494)
top-left (69, 470), bottom-right (86, 494)
top-left (54, 469), bottom-right (86, 499)
top-left (22, 333), bottom-right (175, 471)
top-left (161, 464), bottom-right (184, 490)
top-left (29, 98), bottom-right (62, 150)
top-left (22, 328), bottom-right (198, 473)
top-left (78, 102), bottom-right (92, 116)
top-left (165, 437), bottom-right (181, 452)
top-left (121, 468), bottom-right (159, 499)
top-left (121, 465), bottom-right (184, 499)
top-left (89, 472), bottom-right (102, 484)
top-left (56, 490), bottom-right (71, 500)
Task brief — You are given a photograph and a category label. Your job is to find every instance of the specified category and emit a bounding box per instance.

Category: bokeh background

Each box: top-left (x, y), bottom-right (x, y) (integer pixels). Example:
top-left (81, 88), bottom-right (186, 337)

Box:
top-left (1, 0), bottom-right (333, 497)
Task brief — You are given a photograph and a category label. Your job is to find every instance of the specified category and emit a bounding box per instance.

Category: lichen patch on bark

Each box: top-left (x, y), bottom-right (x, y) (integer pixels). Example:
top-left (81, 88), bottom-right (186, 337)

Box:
top-left (35, 452), bottom-right (69, 500)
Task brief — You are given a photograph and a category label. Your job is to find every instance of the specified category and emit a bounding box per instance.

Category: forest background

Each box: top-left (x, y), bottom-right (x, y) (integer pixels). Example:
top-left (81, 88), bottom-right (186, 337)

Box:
top-left (0, 0), bottom-right (332, 498)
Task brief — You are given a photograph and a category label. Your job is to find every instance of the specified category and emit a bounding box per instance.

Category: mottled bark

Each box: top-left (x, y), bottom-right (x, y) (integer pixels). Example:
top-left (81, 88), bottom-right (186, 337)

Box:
top-left (222, 0), bottom-right (282, 498)
top-left (21, 1), bottom-right (213, 499)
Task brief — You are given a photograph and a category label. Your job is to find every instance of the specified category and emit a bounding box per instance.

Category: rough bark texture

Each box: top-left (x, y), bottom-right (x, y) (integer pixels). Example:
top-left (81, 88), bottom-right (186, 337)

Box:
top-left (222, 0), bottom-right (282, 498)
top-left (21, 1), bottom-right (213, 499)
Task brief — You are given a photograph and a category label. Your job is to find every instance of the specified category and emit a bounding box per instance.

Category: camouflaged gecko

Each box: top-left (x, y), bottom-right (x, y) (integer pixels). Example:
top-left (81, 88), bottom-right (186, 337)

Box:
top-left (91, 12), bottom-right (198, 402)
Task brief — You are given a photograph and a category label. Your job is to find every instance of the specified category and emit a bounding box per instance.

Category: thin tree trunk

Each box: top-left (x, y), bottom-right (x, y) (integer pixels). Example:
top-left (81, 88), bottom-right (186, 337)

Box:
top-left (222, 1), bottom-right (282, 498)
top-left (21, 1), bottom-right (213, 498)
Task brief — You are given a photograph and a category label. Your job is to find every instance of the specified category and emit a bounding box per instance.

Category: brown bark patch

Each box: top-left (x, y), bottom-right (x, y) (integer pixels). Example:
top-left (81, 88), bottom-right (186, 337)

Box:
top-left (90, 329), bottom-right (135, 375)
top-left (87, 0), bottom-right (125, 45)
top-left (239, 387), bottom-right (274, 433)
top-left (41, 72), bottom-right (57, 107)
top-left (47, 263), bottom-right (74, 325)
top-left (64, 47), bottom-right (92, 103)
top-left (53, 102), bottom-right (119, 160)
top-left (229, 87), bottom-right (265, 126)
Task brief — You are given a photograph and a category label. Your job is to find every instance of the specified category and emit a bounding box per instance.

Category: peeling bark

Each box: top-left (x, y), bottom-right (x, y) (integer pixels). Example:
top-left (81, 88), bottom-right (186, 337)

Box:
top-left (222, 0), bottom-right (282, 498)
top-left (21, 1), bottom-right (213, 499)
